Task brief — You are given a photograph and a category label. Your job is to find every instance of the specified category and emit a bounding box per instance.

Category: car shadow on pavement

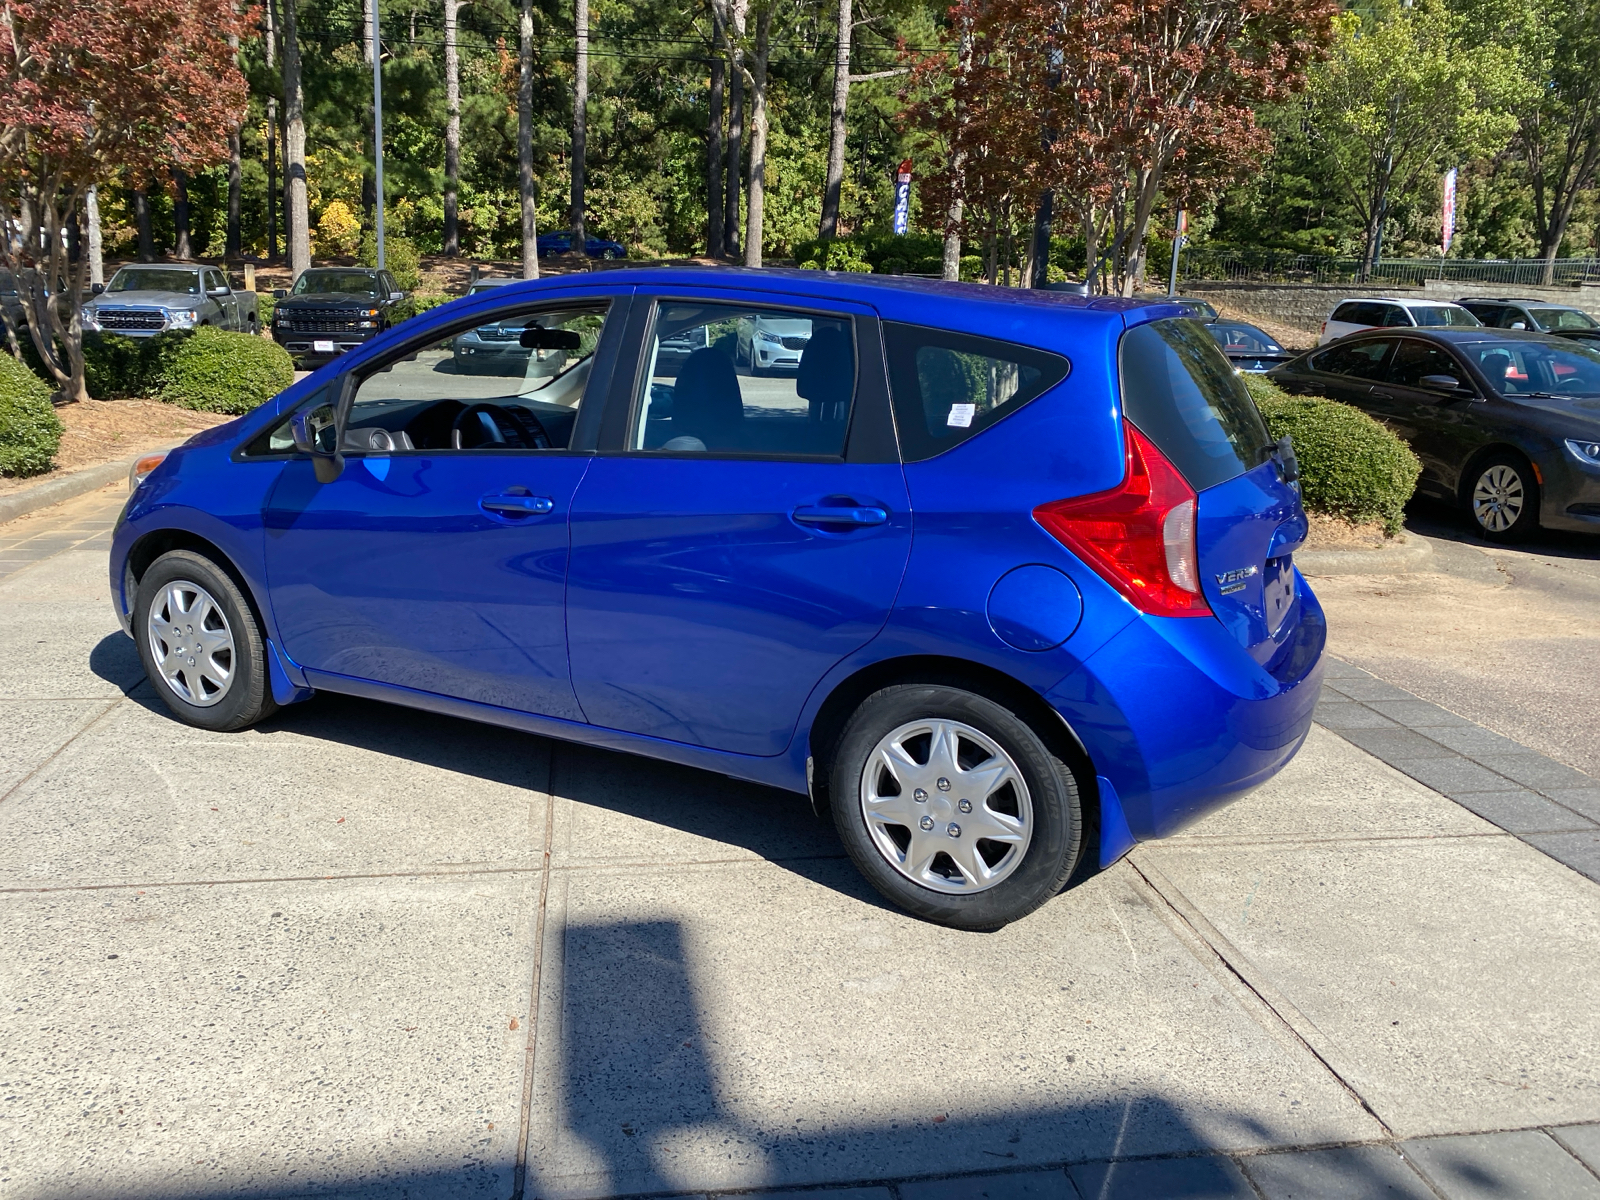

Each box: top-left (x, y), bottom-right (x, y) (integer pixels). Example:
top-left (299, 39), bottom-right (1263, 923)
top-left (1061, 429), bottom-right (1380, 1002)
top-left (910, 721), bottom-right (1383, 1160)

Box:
top-left (1405, 495), bottom-right (1600, 560)
top-left (89, 629), bottom-right (149, 694)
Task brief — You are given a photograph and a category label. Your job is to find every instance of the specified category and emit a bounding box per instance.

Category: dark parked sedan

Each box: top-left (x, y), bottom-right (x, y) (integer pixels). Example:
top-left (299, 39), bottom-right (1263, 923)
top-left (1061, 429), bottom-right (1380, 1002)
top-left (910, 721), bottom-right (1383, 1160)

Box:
top-left (1269, 328), bottom-right (1600, 541)
top-left (1206, 320), bottom-right (1296, 373)
top-left (536, 232), bottom-right (626, 260)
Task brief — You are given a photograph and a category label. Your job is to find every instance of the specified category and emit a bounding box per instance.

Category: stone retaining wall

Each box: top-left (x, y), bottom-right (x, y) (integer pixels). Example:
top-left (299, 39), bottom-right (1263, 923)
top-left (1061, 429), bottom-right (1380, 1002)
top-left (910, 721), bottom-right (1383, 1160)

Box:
top-left (1179, 278), bottom-right (1600, 333)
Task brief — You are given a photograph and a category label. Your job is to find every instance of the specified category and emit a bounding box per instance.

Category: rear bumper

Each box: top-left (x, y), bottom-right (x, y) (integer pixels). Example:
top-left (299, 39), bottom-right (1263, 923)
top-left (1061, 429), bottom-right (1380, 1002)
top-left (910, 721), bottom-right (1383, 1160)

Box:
top-left (1049, 569), bottom-right (1326, 845)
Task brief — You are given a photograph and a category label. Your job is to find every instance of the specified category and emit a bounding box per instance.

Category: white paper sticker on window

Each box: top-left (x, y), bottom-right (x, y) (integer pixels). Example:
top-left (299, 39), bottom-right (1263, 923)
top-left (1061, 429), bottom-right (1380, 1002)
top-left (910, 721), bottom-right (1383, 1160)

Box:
top-left (947, 403), bottom-right (975, 428)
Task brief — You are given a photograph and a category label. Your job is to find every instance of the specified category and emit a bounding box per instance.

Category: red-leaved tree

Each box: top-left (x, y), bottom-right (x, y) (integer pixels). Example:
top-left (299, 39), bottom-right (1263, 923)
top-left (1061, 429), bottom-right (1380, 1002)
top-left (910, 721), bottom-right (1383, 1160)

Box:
top-left (905, 0), bottom-right (1335, 293)
top-left (0, 0), bottom-right (249, 402)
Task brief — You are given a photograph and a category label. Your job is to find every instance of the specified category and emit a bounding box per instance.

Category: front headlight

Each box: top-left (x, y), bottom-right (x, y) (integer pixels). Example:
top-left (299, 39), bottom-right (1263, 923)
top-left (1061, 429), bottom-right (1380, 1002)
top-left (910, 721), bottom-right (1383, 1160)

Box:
top-left (82, 310), bottom-right (101, 332)
top-left (1566, 438), bottom-right (1600, 467)
top-left (757, 329), bottom-right (782, 345)
top-left (167, 309), bottom-right (199, 329)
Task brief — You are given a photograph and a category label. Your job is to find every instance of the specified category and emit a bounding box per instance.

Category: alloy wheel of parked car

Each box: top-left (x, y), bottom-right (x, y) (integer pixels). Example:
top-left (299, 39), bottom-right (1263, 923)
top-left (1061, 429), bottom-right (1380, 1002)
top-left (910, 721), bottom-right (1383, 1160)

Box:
top-left (1469, 455), bottom-right (1539, 542)
top-left (136, 550), bottom-right (278, 732)
top-left (832, 684), bottom-right (1082, 930)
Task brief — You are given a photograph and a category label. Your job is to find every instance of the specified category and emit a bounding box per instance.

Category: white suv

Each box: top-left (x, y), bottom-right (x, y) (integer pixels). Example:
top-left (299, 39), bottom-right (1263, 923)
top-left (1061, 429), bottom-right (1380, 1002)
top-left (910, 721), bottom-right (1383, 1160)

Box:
top-left (1318, 297), bottom-right (1481, 345)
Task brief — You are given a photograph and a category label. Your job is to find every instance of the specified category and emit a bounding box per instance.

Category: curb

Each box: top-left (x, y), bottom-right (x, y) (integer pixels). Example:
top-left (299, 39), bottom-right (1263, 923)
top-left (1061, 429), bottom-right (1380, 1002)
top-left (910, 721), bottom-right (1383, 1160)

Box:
top-left (1296, 531), bottom-right (1435, 576)
top-left (0, 457), bottom-right (134, 527)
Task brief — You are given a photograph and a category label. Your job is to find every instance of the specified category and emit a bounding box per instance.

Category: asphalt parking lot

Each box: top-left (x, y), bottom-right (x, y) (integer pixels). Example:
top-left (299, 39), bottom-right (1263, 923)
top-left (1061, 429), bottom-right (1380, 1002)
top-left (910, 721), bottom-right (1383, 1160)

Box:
top-left (2, 486), bottom-right (1599, 1199)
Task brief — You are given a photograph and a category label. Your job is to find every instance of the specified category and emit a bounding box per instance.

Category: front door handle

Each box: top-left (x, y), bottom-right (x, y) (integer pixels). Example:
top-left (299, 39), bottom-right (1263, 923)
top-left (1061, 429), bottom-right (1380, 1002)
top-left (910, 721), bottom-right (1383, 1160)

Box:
top-left (1369, 389), bottom-right (1396, 400)
top-left (481, 493), bottom-right (554, 516)
top-left (792, 504), bottom-right (888, 527)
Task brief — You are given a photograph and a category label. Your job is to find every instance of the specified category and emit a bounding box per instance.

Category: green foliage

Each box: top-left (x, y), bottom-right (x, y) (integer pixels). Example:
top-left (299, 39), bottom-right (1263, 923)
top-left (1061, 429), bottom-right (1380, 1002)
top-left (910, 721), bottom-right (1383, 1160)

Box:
top-left (80, 333), bottom-right (146, 400)
top-left (390, 292), bottom-right (453, 323)
top-left (0, 353), bottom-right (62, 477)
top-left (1244, 375), bottom-right (1422, 534)
top-left (156, 326), bottom-right (294, 415)
top-left (359, 232), bottom-right (423, 292)
top-left (256, 291), bottom-right (276, 326)
top-left (794, 238), bottom-right (875, 272)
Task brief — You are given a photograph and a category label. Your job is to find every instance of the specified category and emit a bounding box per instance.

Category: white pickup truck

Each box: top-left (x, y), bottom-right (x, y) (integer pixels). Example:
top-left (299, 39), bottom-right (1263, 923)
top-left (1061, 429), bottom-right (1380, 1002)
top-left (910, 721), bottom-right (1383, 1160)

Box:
top-left (82, 264), bottom-right (260, 338)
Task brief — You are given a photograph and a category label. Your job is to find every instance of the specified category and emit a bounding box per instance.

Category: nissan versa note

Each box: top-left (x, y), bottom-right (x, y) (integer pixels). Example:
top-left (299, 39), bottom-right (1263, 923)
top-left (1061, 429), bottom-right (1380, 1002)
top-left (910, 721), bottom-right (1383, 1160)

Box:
top-left (111, 269), bottom-right (1324, 930)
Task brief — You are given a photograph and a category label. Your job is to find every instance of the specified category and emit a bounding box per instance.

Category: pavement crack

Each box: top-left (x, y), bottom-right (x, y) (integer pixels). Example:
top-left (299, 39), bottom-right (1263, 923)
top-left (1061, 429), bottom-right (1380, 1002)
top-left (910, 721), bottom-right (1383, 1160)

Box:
top-left (1127, 855), bottom-right (1395, 1140)
top-left (512, 741), bottom-right (558, 1200)
top-left (0, 696), bottom-right (125, 810)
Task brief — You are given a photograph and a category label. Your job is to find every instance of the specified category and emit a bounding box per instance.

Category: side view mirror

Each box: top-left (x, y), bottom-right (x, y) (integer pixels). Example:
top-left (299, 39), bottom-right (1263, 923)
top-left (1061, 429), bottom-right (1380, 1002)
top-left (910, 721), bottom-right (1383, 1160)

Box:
top-left (391, 291), bottom-right (406, 302)
top-left (273, 288), bottom-right (288, 299)
top-left (1509, 321), bottom-right (1527, 330)
top-left (521, 327), bottom-right (583, 350)
top-left (208, 285), bottom-right (230, 297)
top-left (91, 282), bottom-right (105, 295)
top-left (1420, 373), bottom-right (1472, 397)
top-left (289, 403), bottom-right (346, 483)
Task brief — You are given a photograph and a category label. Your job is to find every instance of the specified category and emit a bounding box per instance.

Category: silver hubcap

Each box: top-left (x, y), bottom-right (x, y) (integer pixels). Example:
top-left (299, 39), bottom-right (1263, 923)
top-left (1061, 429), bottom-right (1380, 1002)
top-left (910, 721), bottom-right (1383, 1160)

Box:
top-left (147, 580), bottom-right (236, 707)
top-left (1473, 464), bottom-right (1525, 532)
top-left (860, 719), bottom-right (1033, 895)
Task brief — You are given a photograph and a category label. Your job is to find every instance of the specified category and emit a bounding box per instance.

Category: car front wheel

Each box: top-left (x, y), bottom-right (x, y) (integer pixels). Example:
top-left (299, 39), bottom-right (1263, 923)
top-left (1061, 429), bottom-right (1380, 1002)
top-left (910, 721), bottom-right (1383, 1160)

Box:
top-left (135, 550), bottom-right (278, 732)
top-left (830, 684), bottom-right (1084, 930)
top-left (1467, 453), bottom-right (1540, 542)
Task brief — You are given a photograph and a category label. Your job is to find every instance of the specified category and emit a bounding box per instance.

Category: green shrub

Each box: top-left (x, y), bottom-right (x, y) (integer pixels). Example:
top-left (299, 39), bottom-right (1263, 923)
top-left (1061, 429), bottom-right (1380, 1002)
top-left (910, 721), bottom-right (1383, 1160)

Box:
top-left (390, 291), bottom-right (452, 322)
top-left (359, 232), bottom-right (423, 291)
top-left (793, 238), bottom-right (874, 273)
top-left (0, 353), bottom-right (62, 477)
top-left (256, 291), bottom-right (277, 326)
top-left (81, 332), bottom-right (146, 399)
top-left (1243, 374), bottom-right (1422, 534)
top-left (157, 326), bottom-right (295, 415)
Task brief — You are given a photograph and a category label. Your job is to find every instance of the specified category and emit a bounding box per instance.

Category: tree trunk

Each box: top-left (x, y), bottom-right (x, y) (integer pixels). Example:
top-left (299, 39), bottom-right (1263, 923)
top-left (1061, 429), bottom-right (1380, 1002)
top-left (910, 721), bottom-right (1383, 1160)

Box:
top-left (443, 0), bottom-right (462, 255)
top-left (283, 0), bottom-right (311, 277)
top-left (742, 5), bottom-right (772, 268)
top-left (706, 0), bottom-right (726, 257)
top-left (818, 0), bottom-right (851, 240)
top-left (172, 169), bottom-right (192, 260)
top-left (939, 24), bottom-right (971, 281)
top-left (85, 186), bottom-right (105, 288)
top-left (1027, 191), bottom-right (1052, 288)
top-left (570, 0), bottom-right (588, 251)
top-left (227, 27), bottom-right (242, 260)
top-left (519, 0), bottom-right (541, 278)
top-left (265, 0), bottom-right (280, 263)
top-left (725, 0), bottom-right (746, 260)
top-left (134, 187), bottom-right (154, 261)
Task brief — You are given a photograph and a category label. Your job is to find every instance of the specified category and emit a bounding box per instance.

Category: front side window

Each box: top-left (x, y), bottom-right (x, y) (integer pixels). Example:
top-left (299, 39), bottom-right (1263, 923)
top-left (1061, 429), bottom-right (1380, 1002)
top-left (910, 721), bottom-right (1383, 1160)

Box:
top-left (883, 322), bottom-right (1068, 462)
top-left (247, 303), bottom-right (608, 456)
top-left (1119, 318), bottom-right (1270, 491)
top-left (632, 302), bottom-right (856, 457)
top-left (1388, 340), bottom-right (1464, 389)
top-left (108, 267), bottom-right (200, 295)
top-left (1311, 339), bottom-right (1394, 380)
top-left (1380, 305), bottom-right (1414, 328)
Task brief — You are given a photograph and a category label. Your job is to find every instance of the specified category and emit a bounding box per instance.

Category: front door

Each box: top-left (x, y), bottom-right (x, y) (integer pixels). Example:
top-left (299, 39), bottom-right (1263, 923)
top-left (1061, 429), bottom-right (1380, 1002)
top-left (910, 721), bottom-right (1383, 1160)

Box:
top-left (1374, 338), bottom-right (1479, 492)
top-left (565, 292), bottom-right (912, 756)
top-left (262, 293), bottom-right (623, 720)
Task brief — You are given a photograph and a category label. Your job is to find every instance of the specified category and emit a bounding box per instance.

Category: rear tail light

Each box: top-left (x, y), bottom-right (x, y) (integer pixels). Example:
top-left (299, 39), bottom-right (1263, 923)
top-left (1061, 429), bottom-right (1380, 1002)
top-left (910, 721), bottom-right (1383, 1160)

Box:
top-left (1320, 321), bottom-right (1327, 336)
top-left (1034, 425), bottom-right (1211, 618)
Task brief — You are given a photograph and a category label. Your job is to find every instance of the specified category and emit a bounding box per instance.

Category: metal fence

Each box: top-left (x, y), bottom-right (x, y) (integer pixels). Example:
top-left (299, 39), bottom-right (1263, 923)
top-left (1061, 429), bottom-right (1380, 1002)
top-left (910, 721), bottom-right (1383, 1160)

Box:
top-left (1179, 250), bottom-right (1600, 289)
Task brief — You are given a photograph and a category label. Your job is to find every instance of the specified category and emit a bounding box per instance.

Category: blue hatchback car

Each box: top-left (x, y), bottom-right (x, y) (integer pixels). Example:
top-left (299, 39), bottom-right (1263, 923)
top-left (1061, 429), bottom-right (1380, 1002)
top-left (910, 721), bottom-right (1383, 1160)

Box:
top-left (112, 268), bottom-right (1324, 929)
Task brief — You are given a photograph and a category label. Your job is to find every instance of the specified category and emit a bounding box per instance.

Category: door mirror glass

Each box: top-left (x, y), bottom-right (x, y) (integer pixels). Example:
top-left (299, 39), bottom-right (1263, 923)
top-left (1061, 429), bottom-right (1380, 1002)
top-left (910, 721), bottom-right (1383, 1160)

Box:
top-left (273, 288), bottom-right (288, 299)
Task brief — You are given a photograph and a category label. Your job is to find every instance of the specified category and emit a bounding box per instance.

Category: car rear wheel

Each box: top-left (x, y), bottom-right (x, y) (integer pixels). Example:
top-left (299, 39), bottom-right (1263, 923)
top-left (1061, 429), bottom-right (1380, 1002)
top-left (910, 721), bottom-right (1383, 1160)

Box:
top-left (135, 550), bottom-right (278, 732)
top-left (1466, 453), bottom-right (1540, 543)
top-left (830, 684), bottom-right (1083, 930)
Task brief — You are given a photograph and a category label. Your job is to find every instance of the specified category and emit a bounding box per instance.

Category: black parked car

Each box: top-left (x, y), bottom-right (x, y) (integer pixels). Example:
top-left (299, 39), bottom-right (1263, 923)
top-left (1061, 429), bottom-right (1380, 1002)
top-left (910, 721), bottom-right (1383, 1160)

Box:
top-left (272, 267), bottom-right (406, 367)
top-left (1268, 328), bottom-right (1600, 542)
top-left (1206, 320), bottom-right (1297, 373)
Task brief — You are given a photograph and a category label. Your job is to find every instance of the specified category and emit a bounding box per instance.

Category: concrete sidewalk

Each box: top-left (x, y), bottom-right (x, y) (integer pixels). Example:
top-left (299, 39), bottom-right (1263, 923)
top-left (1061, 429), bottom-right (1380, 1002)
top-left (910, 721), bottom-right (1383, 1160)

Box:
top-left (2, 490), bottom-right (1598, 1199)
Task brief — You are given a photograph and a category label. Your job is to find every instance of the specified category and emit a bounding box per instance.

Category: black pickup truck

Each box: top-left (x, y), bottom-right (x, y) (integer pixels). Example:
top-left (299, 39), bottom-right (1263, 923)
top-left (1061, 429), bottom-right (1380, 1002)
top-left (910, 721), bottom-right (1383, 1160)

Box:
top-left (271, 267), bottom-right (407, 367)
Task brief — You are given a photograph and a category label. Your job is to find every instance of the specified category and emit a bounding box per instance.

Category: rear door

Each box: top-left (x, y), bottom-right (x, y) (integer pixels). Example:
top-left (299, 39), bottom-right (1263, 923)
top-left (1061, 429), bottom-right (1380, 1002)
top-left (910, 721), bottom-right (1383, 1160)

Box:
top-left (564, 288), bottom-right (911, 756)
top-left (1120, 319), bottom-right (1308, 667)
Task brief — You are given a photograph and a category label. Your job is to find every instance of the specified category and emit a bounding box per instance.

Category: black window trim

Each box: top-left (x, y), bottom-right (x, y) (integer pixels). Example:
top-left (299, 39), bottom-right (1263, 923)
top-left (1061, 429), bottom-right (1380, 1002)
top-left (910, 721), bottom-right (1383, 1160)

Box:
top-left (234, 289), bottom-right (632, 462)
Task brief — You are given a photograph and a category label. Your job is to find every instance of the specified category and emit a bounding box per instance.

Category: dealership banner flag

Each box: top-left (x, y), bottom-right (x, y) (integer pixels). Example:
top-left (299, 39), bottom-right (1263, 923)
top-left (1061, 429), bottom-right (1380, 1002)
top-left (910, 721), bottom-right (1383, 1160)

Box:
top-left (893, 160), bottom-right (913, 235)
top-left (1442, 168), bottom-right (1458, 254)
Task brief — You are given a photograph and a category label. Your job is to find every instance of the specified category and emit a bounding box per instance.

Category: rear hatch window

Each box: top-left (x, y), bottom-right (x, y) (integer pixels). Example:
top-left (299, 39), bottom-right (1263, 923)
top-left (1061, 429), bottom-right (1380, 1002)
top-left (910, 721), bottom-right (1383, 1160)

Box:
top-left (1119, 317), bottom-right (1270, 490)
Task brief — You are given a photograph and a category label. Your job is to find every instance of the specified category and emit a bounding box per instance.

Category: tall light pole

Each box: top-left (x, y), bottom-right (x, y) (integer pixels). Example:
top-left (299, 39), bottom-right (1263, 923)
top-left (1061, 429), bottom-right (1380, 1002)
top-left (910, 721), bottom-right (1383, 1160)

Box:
top-left (371, 0), bottom-right (386, 270)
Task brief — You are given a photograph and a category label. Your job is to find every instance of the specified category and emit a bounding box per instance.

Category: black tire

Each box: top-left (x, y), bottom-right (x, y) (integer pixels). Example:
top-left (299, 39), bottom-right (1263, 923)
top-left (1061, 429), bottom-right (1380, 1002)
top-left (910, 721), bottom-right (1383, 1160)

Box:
top-left (1464, 451), bottom-right (1540, 543)
top-left (135, 550), bottom-right (278, 732)
top-left (830, 684), bottom-right (1084, 931)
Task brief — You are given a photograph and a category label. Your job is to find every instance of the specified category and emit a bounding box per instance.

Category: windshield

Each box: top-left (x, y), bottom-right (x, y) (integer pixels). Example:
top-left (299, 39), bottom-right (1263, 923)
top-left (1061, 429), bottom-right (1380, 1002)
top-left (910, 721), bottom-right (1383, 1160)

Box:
top-left (292, 271), bottom-right (380, 297)
top-left (1120, 318), bottom-right (1272, 491)
top-left (1530, 307), bottom-right (1598, 331)
top-left (1409, 305), bottom-right (1480, 328)
top-left (1469, 339), bottom-right (1600, 396)
top-left (108, 268), bottom-right (200, 295)
top-left (1207, 323), bottom-right (1282, 354)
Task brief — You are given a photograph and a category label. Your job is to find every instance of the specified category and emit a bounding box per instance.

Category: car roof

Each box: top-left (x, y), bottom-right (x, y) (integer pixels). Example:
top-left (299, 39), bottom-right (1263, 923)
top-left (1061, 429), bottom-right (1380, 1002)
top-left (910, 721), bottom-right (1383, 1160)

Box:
top-left (1457, 297), bottom-right (1584, 309)
top-left (1326, 326), bottom-right (1565, 346)
top-left (468, 278), bottom-right (519, 288)
top-left (303, 266), bottom-right (380, 275)
top-left (1335, 296), bottom-right (1467, 308)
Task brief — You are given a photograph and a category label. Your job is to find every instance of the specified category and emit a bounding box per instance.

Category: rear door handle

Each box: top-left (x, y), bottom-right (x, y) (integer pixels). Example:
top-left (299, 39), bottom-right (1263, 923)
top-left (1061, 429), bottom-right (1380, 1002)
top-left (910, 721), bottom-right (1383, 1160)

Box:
top-left (481, 493), bottom-right (554, 516)
top-left (792, 504), bottom-right (888, 527)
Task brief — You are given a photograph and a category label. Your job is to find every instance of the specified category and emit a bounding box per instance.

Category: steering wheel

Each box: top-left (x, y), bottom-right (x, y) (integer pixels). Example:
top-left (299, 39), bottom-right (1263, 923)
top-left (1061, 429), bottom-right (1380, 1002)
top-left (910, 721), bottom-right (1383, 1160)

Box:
top-left (450, 402), bottom-right (552, 450)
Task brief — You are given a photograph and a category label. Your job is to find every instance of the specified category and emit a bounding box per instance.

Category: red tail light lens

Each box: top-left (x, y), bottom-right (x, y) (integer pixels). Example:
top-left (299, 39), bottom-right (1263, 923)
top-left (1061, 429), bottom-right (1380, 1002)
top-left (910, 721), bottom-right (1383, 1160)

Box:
top-left (1034, 425), bottom-right (1212, 618)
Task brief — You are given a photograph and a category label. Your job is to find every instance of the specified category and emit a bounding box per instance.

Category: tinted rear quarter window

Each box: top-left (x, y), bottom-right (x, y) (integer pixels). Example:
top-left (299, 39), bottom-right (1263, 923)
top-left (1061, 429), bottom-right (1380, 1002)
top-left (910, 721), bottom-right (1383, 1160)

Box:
top-left (882, 322), bottom-right (1069, 462)
top-left (1119, 318), bottom-right (1271, 491)
top-left (1310, 339), bottom-right (1393, 379)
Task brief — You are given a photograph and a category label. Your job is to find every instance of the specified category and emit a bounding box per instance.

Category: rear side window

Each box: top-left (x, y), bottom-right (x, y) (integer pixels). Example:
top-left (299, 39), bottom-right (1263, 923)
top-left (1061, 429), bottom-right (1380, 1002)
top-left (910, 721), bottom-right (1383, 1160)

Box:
top-left (1119, 318), bottom-right (1271, 491)
top-left (883, 322), bottom-right (1069, 462)
top-left (1333, 302), bottom-right (1383, 326)
top-left (1310, 339), bottom-right (1394, 379)
top-left (1410, 305), bottom-right (1478, 328)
